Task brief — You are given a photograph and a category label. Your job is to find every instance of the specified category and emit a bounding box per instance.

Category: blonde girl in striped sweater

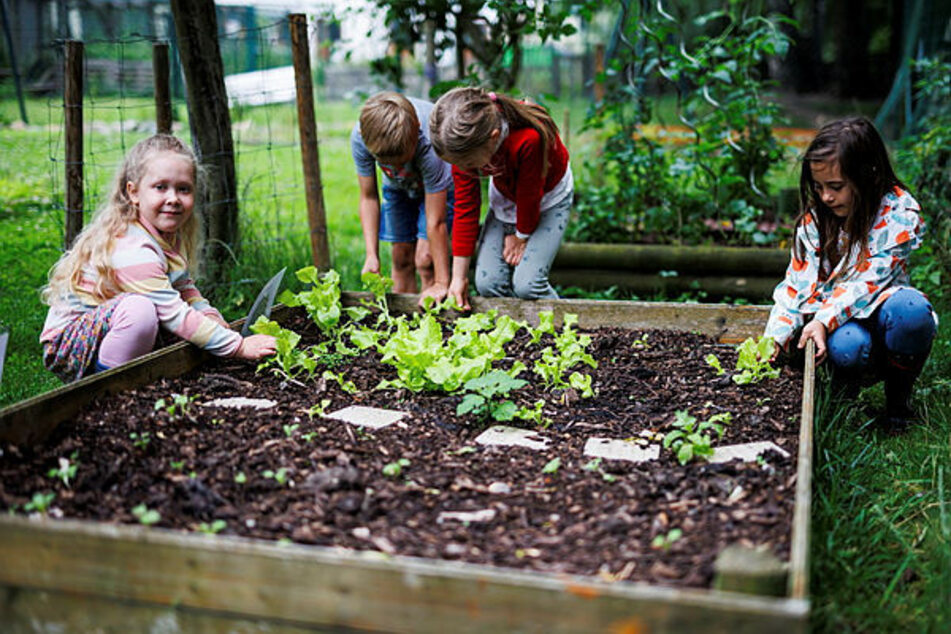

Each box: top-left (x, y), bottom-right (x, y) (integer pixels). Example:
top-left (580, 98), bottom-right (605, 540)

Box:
top-left (41, 134), bottom-right (275, 382)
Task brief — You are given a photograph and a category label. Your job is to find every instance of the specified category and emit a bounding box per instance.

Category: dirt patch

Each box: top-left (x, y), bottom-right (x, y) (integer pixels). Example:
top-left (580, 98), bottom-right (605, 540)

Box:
top-left (0, 311), bottom-right (802, 588)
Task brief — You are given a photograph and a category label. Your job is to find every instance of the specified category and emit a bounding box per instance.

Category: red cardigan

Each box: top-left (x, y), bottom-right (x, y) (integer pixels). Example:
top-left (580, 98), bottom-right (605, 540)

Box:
top-left (451, 126), bottom-right (569, 257)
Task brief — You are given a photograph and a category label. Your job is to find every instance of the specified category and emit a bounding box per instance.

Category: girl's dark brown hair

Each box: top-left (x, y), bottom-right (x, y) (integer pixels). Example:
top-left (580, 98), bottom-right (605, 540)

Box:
top-left (795, 116), bottom-right (908, 279)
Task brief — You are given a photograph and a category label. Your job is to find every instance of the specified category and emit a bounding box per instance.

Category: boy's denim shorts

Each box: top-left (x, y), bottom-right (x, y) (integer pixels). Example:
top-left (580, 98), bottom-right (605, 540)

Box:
top-left (380, 185), bottom-right (453, 243)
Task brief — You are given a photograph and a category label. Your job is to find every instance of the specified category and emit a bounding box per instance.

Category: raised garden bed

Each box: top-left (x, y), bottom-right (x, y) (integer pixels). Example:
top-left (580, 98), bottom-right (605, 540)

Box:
top-left (0, 295), bottom-right (813, 632)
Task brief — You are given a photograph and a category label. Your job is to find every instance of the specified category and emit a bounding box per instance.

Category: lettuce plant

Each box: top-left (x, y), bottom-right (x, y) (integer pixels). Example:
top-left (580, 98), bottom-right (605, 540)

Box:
top-left (662, 410), bottom-right (733, 465)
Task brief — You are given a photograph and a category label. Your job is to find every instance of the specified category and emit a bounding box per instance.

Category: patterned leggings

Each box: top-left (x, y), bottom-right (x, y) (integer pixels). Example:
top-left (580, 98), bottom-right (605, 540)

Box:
top-left (43, 294), bottom-right (159, 382)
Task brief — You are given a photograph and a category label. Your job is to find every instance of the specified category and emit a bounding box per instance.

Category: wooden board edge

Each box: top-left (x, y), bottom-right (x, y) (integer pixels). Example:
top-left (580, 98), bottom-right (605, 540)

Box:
top-left (0, 515), bottom-right (808, 633)
top-left (788, 340), bottom-right (816, 599)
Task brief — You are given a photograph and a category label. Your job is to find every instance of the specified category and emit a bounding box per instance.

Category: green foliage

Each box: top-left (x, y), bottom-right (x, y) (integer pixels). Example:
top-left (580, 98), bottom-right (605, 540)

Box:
top-left (732, 336), bottom-right (781, 384)
top-left (382, 458), bottom-right (410, 478)
top-left (662, 409), bottom-right (732, 465)
top-left (47, 451), bottom-right (80, 488)
top-left (129, 431), bottom-right (151, 450)
top-left (542, 457), bottom-right (562, 474)
top-left (365, 0), bottom-right (598, 91)
top-left (896, 56), bottom-right (951, 306)
top-left (197, 519), bottom-right (227, 535)
top-left (532, 313), bottom-right (598, 396)
top-left (153, 393), bottom-right (198, 421)
top-left (131, 504), bottom-right (161, 525)
top-left (263, 468), bottom-right (290, 486)
top-left (572, 2), bottom-right (793, 247)
top-left (456, 370), bottom-right (529, 423)
top-left (705, 353), bottom-right (726, 376)
top-left (651, 528), bottom-right (683, 551)
top-left (281, 267), bottom-right (343, 334)
top-left (24, 491), bottom-right (56, 514)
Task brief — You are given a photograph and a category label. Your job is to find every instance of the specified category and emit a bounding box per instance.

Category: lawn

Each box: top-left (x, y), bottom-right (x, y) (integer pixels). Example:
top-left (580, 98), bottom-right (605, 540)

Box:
top-left (0, 92), bottom-right (949, 632)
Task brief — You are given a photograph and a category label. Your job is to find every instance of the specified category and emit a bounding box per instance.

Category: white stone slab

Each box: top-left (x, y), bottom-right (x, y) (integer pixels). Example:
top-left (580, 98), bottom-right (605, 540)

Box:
top-left (325, 405), bottom-right (407, 429)
top-left (474, 425), bottom-right (550, 451)
top-left (437, 509), bottom-right (497, 524)
top-left (203, 397), bottom-right (277, 410)
top-left (583, 437), bottom-right (660, 463)
top-left (710, 441), bottom-right (790, 464)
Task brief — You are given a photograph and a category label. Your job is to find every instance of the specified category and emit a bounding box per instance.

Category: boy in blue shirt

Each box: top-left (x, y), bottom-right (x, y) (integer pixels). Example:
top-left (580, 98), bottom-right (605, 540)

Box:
top-left (350, 92), bottom-right (453, 306)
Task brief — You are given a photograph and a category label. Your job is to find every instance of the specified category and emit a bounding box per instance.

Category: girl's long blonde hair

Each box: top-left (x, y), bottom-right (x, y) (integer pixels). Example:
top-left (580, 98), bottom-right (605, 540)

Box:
top-left (429, 86), bottom-right (560, 178)
top-left (42, 134), bottom-right (203, 305)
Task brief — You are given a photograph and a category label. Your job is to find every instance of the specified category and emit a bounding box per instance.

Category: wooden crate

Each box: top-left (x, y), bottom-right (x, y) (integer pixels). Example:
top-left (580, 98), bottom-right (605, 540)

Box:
top-left (0, 295), bottom-right (814, 633)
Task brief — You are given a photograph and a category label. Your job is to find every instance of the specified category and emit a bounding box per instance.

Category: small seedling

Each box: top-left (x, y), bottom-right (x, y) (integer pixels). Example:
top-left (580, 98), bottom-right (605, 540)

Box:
top-left (153, 393), bottom-right (198, 420)
top-left (542, 457), bottom-right (562, 474)
top-left (732, 336), bottom-right (781, 385)
top-left (47, 451), bottom-right (79, 487)
top-left (24, 491), bottom-right (55, 514)
top-left (169, 460), bottom-right (185, 471)
top-left (131, 504), bottom-right (160, 525)
top-left (307, 399), bottom-right (333, 419)
top-left (283, 423), bottom-right (299, 438)
top-left (705, 353), bottom-right (726, 376)
top-left (197, 519), bottom-right (227, 535)
top-left (234, 471), bottom-right (247, 484)
top-left (382, 458), bottom-right (410, 477)
top-left (651, 528), bottom-right (683, 551)
top-left (210, 418), bottom-right (224, 426)
top-left (129, 431), bottom-right (151, 449)
top-left (301, 431), bottom-right (319, 443)
top-left (662, 410), bottom-right (733, 465)
top-left (456, 370), bottom-right (528, 423)
top-left (263, 468), bottom-right (290, 486)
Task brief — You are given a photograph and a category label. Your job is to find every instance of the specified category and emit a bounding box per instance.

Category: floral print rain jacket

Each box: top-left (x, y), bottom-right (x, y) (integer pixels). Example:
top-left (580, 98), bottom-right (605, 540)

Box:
top-left (764, 186), bottom-right (925, 348)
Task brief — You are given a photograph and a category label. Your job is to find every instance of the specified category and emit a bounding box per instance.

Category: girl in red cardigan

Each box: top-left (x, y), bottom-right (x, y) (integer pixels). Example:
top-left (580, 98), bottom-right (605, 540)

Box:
top-left (429, 87), bottom-right (572, 310)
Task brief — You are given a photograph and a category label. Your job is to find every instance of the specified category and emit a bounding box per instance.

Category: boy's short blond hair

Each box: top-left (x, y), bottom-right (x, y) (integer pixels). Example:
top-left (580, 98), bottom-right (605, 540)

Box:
top-left (359, 92), bottom-right (419, 160)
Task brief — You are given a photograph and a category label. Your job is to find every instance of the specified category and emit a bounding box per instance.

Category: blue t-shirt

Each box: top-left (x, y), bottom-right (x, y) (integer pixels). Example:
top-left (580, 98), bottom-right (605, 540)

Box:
top-left (350, 97), bottom-right (452, 200)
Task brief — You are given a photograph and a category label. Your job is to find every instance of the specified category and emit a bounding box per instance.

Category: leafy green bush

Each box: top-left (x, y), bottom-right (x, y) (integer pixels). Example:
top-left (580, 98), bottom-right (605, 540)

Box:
top-left (895, 56), bottom-right (951, 306)
top-left (571, 3), bottom-right (793, 247)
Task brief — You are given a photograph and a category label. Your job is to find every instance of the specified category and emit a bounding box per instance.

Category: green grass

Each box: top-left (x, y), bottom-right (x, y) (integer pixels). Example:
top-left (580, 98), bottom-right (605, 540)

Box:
top-left (1, 93), bottom-right (950, 633)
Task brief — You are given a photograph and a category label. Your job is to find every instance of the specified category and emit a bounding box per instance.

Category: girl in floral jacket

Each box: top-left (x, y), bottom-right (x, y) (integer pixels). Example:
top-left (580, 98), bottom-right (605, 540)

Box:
top-left (764, 117), bottom-right (937, 429)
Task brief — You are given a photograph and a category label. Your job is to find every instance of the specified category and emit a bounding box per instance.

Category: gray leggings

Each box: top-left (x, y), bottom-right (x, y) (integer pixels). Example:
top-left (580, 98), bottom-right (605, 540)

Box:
top-left (474, 197), bottom-right (571, 299)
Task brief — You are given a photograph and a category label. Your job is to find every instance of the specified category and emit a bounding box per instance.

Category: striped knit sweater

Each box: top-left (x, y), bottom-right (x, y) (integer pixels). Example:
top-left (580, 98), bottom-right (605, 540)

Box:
top-left (41, 220), bottom-right (241, 356)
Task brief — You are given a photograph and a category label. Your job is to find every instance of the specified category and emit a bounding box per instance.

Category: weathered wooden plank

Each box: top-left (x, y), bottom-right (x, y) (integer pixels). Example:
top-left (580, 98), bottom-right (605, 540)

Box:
top-left (0, 586), bottom-right (331, 634)
top-left (552, 243), bottom-right (788, 276)
top-left (548, 269), bottom-right (777, 300)
top-left (0, 341), bottom-right (207, 446)
top-left (0, 516), bottom-right (808, 633)
top-left (788, 340), bottom-right (816, 599)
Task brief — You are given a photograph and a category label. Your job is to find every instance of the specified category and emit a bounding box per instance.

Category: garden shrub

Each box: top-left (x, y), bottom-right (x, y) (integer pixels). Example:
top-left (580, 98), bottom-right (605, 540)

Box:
top-left (571, 2), bottom-right (794, 247)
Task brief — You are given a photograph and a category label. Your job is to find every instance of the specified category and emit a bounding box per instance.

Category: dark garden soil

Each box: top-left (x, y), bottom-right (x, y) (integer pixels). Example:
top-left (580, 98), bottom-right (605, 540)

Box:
top-left (0, 309), bottom-right (803, 589)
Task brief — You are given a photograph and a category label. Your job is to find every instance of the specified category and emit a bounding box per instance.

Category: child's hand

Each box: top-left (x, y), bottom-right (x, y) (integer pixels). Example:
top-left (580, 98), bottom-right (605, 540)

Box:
top-left (798, 320), bottom-right (827, 363)
top-left (448, 277), bottom-right (471, 311)
top-left (234, 334), bottom-right (277, 360)
top-left (362, 255), bottom-right (381, 276)
top-left (503, 234), bottom-right (527, 266)
top-left (419, 282), bottom-right (448, 309)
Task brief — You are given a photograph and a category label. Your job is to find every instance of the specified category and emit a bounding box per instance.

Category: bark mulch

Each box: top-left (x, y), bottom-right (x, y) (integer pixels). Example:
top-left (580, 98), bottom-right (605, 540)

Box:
top-left (0, 310), bottom-right (803, 589)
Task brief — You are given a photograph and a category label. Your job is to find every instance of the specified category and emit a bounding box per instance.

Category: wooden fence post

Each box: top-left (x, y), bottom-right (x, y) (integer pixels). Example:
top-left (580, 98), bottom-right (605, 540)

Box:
top-left (169, 0), bottom-right (238, 283)
top-left (64, 40), bottom-right (83, 250)
top-left (289, 13), bottom-right (330, 270)
top-left (153, 41), bottom-right (172, 134)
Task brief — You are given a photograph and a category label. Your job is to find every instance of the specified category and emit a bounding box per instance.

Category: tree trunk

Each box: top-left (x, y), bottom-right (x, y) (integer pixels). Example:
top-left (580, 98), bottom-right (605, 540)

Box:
top-left (169, 0), bottom-right (237, 284)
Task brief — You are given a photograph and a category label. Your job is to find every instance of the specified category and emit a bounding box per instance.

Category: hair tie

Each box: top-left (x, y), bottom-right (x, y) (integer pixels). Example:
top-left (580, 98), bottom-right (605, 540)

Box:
top-left (488, 91), bottom-right (498, 102)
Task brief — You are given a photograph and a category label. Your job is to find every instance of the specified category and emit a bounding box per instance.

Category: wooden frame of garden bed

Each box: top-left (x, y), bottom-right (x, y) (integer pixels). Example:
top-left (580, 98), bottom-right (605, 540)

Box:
top-left (0, 295), bottom-right (814, 633)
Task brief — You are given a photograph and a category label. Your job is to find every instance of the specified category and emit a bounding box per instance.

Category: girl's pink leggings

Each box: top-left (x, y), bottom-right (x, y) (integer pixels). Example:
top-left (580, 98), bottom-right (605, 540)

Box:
top-left (97, 294), bottom-right (159, 368)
